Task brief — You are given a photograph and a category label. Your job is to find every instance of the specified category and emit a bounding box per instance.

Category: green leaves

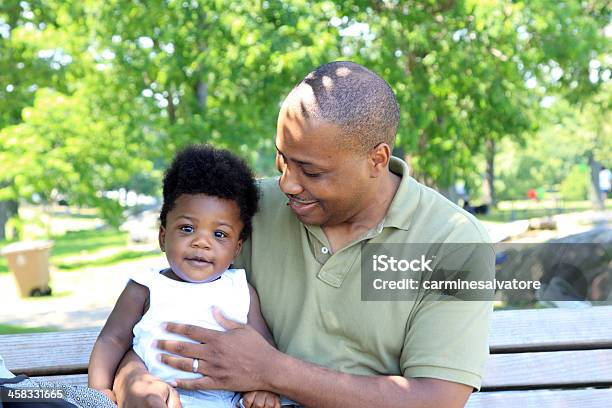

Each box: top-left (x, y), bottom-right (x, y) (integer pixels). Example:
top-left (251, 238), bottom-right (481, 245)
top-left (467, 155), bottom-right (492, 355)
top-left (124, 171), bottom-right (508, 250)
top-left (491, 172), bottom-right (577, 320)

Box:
top-left (0, 88), bottom-right (150, 225)
top-left (0, 0), bottom-right (608, 227)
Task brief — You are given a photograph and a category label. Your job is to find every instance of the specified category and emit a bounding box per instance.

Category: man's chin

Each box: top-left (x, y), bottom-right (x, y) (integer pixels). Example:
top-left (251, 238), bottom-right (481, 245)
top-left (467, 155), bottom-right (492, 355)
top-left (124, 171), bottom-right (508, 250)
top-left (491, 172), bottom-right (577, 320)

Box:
top-left (298, 213), bottom-right (341, 229)
top-left (293, 210), bottom-right (325, 226)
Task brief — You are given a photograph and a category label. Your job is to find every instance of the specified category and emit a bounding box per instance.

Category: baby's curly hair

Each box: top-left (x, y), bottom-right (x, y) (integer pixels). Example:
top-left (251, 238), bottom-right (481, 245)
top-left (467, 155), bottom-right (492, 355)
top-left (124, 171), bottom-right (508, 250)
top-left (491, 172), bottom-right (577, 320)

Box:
top-left (160, 144), bottom-right (259, 240)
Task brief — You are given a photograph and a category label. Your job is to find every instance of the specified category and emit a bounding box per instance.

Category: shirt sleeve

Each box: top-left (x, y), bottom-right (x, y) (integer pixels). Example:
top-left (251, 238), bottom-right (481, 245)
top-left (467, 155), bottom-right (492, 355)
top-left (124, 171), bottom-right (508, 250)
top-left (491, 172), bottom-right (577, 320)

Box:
top-left (400, 243), bottom-right (495, 390)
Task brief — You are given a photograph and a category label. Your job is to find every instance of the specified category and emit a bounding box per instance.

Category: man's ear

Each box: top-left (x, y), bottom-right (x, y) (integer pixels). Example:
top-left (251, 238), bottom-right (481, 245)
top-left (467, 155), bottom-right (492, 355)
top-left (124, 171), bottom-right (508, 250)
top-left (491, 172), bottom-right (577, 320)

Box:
top-left (368, 143), bottom-right (391, 177)
top-left (159, 226), bottom-right (166, 252)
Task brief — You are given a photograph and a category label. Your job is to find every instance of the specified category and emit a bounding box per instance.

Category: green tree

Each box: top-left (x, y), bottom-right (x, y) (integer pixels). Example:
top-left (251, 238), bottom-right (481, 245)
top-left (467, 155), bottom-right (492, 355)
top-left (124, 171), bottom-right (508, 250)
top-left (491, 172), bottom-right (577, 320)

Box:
top-left (496, 83), bottom-right (611, 204)
top-left (333, 0), bottom-right (609, 204)
top-left (88, 0), bottom-right (339, 167)
top-left (0, 0), bottom-right (75, 238)
top-left (0, 88), bottom-right (153, 226)
top-left (1, 0), bottom-right (342, 234)
top-left (560, 164), bottom-right (590, 201)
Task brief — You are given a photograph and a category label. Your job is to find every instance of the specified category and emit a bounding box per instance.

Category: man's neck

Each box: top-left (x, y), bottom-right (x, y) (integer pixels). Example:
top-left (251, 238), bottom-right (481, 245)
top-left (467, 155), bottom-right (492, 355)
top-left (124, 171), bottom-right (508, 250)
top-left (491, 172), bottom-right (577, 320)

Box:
top-left (322, 171), bottom-right (401, 253)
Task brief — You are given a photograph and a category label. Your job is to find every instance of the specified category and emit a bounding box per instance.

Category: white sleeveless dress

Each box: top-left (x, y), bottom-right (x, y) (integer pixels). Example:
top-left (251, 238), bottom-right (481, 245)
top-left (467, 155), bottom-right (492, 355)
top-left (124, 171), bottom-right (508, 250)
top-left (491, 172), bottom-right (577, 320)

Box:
top-left (131, 268), bottom-right (250, 407)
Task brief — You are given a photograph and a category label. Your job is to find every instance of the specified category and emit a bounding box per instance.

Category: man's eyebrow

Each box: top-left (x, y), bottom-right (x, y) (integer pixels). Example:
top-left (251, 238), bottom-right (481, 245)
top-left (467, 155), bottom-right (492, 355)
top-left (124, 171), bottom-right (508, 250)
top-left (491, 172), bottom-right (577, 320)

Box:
top-left (275, 144), bottom-right (316, 167)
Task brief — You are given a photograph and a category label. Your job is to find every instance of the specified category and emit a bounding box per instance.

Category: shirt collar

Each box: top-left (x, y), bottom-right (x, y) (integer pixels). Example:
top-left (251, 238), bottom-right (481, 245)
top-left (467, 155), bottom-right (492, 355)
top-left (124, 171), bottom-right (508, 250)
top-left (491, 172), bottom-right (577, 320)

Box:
top-left (303, 156), bottom-right (418, 242)
top-left (382, 156), bottom-right (419, 231)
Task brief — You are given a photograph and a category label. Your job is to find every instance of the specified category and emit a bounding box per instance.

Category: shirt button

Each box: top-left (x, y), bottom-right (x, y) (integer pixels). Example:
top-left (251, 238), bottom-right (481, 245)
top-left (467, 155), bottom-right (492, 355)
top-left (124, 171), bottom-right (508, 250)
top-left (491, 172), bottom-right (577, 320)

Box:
top-left (321, 247), bottom-right (329, 254)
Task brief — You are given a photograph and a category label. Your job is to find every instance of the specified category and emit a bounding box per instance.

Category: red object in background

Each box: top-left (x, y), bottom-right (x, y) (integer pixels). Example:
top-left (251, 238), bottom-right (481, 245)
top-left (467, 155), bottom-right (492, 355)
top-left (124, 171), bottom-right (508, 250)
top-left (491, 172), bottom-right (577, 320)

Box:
top-left (528, 188), bottom-right (537, 200)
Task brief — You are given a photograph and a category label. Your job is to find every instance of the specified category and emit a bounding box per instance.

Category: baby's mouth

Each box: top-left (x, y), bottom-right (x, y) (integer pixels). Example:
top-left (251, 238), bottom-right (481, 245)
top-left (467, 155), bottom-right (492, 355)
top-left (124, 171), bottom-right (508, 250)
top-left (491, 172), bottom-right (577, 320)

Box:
top-left (185, 256), bottom-right (213, 267)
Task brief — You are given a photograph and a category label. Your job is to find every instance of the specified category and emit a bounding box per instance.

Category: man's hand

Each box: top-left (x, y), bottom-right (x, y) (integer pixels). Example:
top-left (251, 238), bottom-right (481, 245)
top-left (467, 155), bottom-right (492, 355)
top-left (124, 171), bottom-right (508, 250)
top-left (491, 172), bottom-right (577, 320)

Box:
top-left (240, 391), bottom-right (281, 408)
top-left (157, 307), bottom-right (279, 392)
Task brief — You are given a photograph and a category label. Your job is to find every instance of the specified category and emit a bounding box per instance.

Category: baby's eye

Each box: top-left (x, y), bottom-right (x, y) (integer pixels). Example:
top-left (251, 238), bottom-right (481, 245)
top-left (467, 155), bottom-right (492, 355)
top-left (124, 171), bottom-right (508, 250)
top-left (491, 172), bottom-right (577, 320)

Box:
top-left (214, 230), bottom-right (227, 238)
top-left (180, 225), bottom-right (194, 233)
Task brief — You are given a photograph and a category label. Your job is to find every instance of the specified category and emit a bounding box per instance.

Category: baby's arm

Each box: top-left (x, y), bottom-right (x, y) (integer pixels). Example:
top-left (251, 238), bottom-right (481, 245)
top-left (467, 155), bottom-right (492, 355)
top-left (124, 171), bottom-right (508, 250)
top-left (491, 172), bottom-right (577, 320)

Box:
top-left (88, 280), bottom-right (149, 401)
top-left (243, 284), bottom-right (280, 407)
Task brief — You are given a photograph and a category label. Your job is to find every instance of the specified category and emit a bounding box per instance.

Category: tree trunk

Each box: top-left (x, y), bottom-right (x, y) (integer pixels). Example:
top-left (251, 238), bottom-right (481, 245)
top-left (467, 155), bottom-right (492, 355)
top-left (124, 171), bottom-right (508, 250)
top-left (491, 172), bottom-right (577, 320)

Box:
top-left (0, 200), bottom-right (19, 241)
top-left (167, 87), bottom-right (177, 125)
top-left (484, 138), bottom-right (496, 207)
top-left (588, 153), bottom-right (604, 210)
top-left (196, 80), bottom-right (207, 113)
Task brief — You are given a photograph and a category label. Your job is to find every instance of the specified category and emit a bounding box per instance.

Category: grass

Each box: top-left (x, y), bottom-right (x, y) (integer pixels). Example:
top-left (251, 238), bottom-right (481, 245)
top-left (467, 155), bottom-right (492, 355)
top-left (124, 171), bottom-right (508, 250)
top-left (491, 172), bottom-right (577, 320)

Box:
top-left (49, 228), bottom-right (131, 258)
top-left (0, 324), bottom-right (58, 335)
top-left (0, 227), bottom-right (160, 273)
top-left (55, 248), bottom-right (160, 270)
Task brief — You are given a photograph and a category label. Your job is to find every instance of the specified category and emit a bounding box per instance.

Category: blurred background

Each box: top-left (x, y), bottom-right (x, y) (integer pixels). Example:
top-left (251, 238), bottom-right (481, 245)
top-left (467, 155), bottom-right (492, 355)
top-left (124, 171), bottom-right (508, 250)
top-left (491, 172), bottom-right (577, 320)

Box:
top-left (0, 0), bottom-right (610, 333)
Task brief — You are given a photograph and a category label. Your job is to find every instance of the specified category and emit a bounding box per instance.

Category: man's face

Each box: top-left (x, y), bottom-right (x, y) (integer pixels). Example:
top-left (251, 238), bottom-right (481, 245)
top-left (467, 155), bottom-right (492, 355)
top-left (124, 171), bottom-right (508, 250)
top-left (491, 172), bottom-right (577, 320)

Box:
top-left (275, 105), bottom-right (374, 227)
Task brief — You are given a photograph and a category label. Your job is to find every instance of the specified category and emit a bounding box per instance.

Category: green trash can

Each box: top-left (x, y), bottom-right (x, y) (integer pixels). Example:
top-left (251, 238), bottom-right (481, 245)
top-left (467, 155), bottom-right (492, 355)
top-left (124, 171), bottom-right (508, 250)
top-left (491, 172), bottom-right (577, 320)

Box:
top-left (1, 240), bottom-right (54, 297)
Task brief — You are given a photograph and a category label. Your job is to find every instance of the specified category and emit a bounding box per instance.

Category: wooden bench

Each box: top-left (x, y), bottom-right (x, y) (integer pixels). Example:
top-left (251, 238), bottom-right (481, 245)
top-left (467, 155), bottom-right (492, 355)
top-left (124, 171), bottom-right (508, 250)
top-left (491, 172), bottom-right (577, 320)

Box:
top-left (1, 306), bottom-right (611, 407)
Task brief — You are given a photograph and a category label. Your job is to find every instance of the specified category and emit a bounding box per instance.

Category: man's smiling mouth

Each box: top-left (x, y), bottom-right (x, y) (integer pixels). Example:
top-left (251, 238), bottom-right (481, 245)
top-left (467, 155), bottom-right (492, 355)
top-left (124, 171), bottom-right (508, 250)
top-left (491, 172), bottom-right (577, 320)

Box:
top-left (287, 196), bottom-right (319, 215)
top-left (287, 195), bottom-right (317, 204)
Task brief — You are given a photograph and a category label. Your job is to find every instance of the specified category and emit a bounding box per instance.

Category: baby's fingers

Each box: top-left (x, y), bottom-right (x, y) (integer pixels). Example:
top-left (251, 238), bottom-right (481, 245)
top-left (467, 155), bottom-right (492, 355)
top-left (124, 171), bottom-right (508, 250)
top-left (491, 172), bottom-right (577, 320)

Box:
top-left (240, 392), bottom-right (256, 408)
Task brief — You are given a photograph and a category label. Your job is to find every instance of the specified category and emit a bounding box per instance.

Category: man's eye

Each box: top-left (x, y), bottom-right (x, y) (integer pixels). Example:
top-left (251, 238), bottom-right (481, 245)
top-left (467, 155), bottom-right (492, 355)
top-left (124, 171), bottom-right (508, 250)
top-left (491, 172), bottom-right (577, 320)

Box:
top-left (214, 230), bottom-right (227, 238)
top-left (303, 171), bottom-right (322, 178)
top-left (180, 225), bottom-right (194, 233)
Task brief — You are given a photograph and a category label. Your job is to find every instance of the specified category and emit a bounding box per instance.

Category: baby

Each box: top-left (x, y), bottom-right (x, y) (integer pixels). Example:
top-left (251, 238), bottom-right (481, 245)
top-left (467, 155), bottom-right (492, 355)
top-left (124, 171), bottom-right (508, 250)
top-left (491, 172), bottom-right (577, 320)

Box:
top-left (89, 144), bottom-right (280, 407)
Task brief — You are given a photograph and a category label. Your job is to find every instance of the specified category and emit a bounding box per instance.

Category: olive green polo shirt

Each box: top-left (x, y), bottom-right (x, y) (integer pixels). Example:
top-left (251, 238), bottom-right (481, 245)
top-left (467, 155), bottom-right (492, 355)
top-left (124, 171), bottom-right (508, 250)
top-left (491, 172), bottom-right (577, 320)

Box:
top-left (234, 157), bottom-right (494, 390)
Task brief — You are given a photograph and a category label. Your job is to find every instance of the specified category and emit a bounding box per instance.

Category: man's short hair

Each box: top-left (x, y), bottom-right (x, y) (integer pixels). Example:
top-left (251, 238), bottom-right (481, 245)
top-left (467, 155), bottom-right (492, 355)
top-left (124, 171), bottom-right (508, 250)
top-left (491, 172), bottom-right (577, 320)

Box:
top-left (287, 61), bottom-right (400, 152)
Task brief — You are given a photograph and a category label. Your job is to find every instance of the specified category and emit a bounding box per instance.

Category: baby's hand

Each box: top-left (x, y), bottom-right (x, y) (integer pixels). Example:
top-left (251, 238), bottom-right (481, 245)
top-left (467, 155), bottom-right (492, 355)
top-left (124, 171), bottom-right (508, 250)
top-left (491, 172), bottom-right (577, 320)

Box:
top-left (240, 390), bottom-right (280, 408)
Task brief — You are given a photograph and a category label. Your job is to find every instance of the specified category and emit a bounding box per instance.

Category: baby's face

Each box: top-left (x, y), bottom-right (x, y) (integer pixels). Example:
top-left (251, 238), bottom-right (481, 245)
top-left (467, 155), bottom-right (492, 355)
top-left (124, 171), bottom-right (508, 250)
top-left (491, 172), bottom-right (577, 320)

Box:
top-left (159, 194), bottom-right (244, 283)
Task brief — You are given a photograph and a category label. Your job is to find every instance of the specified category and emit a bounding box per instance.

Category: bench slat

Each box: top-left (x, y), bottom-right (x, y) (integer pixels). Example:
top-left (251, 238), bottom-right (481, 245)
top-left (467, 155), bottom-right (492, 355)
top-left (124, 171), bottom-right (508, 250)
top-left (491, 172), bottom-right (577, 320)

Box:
top-left (483, 349), bottom-right (612, 389)
top-left (0, 329), bottom-right (98, 376)
top-left (489, 305), bottom-right (612, 353)
top-left (467, 388), bottom-right (612, 408)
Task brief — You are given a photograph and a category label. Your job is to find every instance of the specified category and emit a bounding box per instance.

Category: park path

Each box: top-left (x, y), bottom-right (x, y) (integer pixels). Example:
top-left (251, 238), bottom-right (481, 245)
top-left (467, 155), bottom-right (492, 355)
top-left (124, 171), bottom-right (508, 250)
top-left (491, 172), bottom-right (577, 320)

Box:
top-left (0, 209), bottom-right (609, 332)
top-left (0, 253), bottom-right (168, 330)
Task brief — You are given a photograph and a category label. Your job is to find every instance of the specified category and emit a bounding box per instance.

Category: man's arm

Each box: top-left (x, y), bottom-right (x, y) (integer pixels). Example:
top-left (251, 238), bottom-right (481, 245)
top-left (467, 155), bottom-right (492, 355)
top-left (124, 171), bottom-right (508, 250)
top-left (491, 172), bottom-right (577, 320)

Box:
top-left (157, 312), bottom-right (473, 408)
top-left (267, 351), bottom-right (472, 408)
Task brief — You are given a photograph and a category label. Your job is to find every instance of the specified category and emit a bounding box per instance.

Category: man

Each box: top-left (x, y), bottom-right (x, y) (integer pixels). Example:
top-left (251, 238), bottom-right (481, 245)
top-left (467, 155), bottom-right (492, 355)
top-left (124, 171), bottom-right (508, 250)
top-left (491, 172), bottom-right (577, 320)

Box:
top-left (114, 61), bottom-right (494, 408)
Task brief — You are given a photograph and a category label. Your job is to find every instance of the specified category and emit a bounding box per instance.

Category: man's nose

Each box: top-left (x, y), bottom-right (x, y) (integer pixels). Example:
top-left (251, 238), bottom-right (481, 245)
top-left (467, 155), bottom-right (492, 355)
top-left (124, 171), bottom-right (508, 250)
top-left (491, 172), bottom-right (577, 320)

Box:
top-left (279, 165), bottom-right (303, 195)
